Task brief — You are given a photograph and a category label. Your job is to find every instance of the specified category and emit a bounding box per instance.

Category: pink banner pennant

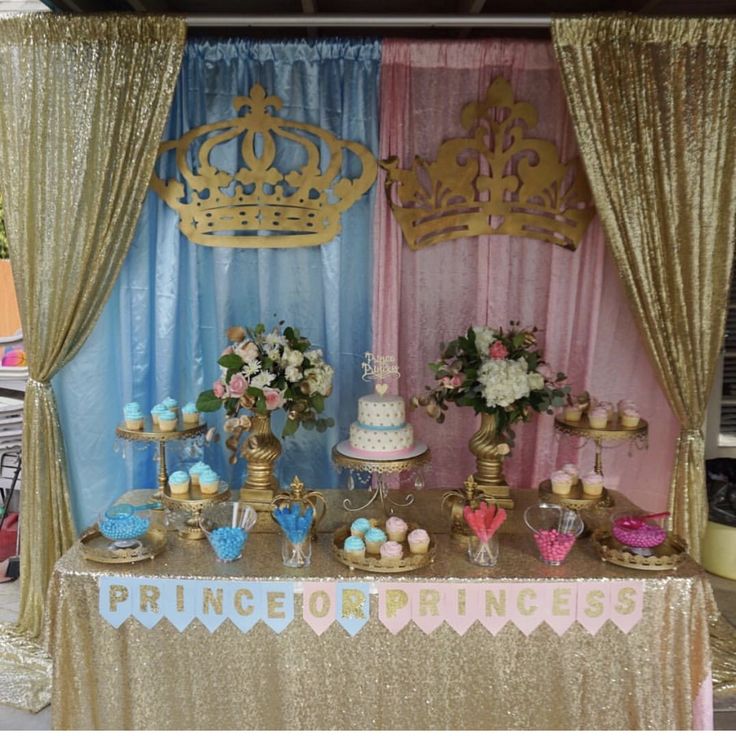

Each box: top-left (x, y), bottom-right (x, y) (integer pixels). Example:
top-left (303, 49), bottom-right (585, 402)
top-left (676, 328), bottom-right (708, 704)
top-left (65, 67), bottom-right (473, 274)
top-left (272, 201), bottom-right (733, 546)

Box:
top-left (410, 583), bottom-right (445, 634)
top-left (441, 583), bottom-right (479, 635)
top-left (302, 582), bottom-right (336, 635)
top-left (609, 580), bottom-right (644, 633)
top-left (509, 583), bottom-right (549, 636)
top-left (476, 584), bottom-right (511, 635)
top-left (576, 582), bottom-right (610, 635)
top-left (377, 584), bottom-right (412, 635)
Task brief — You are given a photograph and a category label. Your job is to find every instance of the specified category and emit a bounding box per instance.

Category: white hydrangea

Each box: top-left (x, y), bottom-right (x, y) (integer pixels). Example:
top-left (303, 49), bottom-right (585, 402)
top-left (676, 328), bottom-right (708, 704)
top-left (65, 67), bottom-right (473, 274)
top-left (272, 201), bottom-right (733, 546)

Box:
top-left (527, 372), bottom-right (545, 391)
top-left (283, 347), bottom-right (304, 368)
top-left (285, 365), bottom-right (303, 383)
top-left (473, 326), bottom-right (496, 357)
top-left (304, 363), bottom-right (334, 396)
top-left (477, 357), bottom-right (531, 408)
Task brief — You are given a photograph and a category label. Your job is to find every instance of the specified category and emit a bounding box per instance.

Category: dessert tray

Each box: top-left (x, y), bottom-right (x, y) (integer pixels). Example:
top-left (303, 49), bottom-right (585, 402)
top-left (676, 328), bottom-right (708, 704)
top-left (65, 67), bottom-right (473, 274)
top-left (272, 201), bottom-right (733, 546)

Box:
top-left (591, 529), bottom-right (688, 571)
top-left (164, 480), bottom-right (230, 540)
top-left (538, 479), bottom-right (614, 510)
top-left (80, 522), bottom-right (167, 564)
top-left (333, 440), bottom-right (430, 470)
top-left (332, 521), bottom-right (435, 573)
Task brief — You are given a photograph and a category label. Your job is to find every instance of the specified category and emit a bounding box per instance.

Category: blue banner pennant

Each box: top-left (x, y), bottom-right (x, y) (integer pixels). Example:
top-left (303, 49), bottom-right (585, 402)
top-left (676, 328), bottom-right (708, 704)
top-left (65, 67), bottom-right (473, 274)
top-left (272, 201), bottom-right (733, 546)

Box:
top-left (261, 582), bottom-right (294, 633)
top-left (336, 582), bottom-right (371, 636)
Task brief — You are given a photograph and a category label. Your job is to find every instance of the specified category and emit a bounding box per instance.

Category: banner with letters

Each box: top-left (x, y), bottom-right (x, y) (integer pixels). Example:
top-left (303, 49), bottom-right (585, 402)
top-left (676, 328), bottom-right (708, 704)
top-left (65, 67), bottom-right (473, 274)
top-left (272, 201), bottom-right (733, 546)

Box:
top-left (99, 577), bottom-right (643, 636)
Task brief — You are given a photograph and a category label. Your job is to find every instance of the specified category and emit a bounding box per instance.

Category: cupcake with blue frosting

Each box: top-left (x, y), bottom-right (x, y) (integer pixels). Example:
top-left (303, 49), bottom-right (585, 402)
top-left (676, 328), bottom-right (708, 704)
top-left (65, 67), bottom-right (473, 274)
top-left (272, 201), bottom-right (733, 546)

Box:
top-left (364, 527), bottom-right (387, 555)
top-left (158, 409), bottom-right (177, 431)
top-left (150, 403), bottom-right (166, 427)
top-left (189, 461), bottom-right (210, 486)
top-left (350, 517), bottom-right (371, 538)
top-left (169, 470), bottom-right (190, 495)
top-left (162, 396), bottom-right (179, 415)
top-left (200, 468), bottom-right (220, 495)
top-left (123, 402), bottom-right (144, 430)
top-left (182, 401), bottom-right (200, 425)
top-left (343, 535), bottom-right (366, 563)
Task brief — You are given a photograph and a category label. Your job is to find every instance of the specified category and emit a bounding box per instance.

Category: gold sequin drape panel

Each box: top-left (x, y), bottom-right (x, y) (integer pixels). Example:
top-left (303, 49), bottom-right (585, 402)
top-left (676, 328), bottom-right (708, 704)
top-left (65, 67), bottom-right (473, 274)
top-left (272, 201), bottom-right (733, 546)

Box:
top-left (0, 13), bottom-right (185, 650)
top-left (552, 16), bottom-right (736, 563)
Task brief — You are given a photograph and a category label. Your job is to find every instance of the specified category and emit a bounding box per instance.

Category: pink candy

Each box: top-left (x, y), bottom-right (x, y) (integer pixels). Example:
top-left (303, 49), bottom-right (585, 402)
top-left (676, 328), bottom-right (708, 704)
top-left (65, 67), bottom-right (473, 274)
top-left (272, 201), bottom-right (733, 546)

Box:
top-left (533, 529), bottom-right (576, 564)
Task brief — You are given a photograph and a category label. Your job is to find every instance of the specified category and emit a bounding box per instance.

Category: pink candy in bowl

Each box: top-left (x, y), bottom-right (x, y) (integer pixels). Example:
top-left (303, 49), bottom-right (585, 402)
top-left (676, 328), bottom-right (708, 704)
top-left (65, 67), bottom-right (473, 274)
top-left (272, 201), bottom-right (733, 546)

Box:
top-left (612, 513), bottom-right (668, 551)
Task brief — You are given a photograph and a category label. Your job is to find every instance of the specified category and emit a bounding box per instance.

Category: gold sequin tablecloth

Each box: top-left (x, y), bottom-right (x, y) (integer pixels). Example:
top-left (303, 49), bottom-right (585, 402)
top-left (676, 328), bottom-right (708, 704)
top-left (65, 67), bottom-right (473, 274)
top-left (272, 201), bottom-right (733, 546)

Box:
top-left (47, 489), bottom-right (716, 730)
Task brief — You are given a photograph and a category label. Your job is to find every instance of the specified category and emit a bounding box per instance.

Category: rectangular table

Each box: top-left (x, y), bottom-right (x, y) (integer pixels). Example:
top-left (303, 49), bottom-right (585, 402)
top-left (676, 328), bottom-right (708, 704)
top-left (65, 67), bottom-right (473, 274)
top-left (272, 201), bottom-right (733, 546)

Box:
top-left (47, 488), bottom-right (717, 730)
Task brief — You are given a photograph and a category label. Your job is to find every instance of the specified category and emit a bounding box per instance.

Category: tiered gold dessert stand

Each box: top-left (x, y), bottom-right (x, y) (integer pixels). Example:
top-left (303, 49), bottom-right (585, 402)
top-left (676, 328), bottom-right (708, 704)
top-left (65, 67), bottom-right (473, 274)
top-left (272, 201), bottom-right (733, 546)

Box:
top-left (115, 418), bottom-right (229, 540)
top-left (332, 441), bottom-right (431, 515)
top-left (541, 413), bottom-right (648, 510)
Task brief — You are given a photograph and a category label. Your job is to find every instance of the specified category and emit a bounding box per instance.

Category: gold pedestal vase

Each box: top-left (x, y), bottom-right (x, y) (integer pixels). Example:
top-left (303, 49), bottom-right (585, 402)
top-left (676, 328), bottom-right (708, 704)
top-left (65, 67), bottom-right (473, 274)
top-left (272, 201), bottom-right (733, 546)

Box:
top-left (469, 413), bottom-right (514, 509)
top-left (240, 411), bottom-right (281, 531)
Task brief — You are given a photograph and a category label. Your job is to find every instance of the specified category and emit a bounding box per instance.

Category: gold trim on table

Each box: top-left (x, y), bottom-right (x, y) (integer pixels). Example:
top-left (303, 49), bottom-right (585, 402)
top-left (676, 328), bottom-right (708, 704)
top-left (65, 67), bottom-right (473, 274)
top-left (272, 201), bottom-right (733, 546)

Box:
top-left (592, 529), bottom-right (687, 571)
top-left (538, 478), bottom-right (614, 510)
top-left (332, 523), bottom-right (435, 573)
top-left (80, 523), bottom-right (167, 564)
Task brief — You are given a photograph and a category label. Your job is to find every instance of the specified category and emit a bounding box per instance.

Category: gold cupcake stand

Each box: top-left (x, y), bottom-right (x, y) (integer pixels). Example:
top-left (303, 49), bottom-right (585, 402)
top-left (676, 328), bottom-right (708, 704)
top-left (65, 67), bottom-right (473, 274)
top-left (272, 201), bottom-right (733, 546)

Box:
top-left (542, 414), bottom-right (648, 510)
top-left (115, 419), bottom-right (228, 540)
top-left (332, 521), bottom-right (435, 573)
top-left (332, 441), bottom-right (431, 515)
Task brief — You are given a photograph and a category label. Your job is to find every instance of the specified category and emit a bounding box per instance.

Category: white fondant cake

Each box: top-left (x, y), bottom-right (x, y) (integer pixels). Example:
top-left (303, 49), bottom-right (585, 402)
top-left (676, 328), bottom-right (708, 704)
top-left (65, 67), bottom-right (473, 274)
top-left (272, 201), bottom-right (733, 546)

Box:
top-left (349, 393), bottom-right (414, 454)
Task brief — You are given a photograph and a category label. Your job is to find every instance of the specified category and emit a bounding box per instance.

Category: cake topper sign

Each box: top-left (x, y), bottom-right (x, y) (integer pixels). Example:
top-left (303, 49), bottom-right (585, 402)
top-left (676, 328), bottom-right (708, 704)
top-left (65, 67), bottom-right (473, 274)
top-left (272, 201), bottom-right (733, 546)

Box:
top-left (361, 353), bottom-right (400, 396)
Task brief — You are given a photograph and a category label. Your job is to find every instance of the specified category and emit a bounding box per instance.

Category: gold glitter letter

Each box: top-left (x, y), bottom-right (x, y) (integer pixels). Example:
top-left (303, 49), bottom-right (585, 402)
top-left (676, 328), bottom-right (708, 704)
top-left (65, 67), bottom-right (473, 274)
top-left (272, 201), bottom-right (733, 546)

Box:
top-left (614, 586), bottom-right (636, 615)
top-left (109, 584), bottom-right (129, 612)
top-left (385, 589), bottom-right (409, 618)
top-left (485, 589), bottom-right (506, 617)
top-left (234, 588), bottom-right (254, 617)
top-left (139, 584), bottom-right (160, 613)
top-left (267, 591), bottom-right (286, 619)
top-left (584, 590), bottom-right (605, 618)
top-left (203, 587), bottom-right (223, 616)
top-left (176, 584), bottom-right (185, 612)
top-left (517, 588), bottom-right (537, 616)
top-left (552, 588), bottom-right (572, 617)
top-left (419, 588), bottom-right (440, 617)
top-left (341, 588), bottom-right (367, 619)
top-left (456, 588), bottom-right (467, 616)
top-left (308, 590), bottom-right (330, 618)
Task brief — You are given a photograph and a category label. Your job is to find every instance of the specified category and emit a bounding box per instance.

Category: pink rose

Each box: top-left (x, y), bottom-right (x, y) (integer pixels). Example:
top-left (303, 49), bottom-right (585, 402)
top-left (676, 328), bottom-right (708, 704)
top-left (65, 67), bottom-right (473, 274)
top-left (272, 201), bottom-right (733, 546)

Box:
top-left (228, 373), bottom-right (247, 397)
top-left (236, 341), bottom-right (259, 364)
top-left (220, 346), bottom-right (234, 357)
top-left (263, 387), bottom-right (285, 411)
top-left (440, 374), bottom-right (464, 389)
top-left (489, 341), bottom-right (509, 360)
top-left (213, 379), bottom-right (226, 399)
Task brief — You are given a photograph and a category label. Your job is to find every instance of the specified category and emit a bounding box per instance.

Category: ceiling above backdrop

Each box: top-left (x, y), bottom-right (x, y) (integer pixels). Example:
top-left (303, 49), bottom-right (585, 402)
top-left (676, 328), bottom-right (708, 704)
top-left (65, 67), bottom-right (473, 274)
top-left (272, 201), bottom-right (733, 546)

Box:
top-left (15, 0), bottom-right (736, 37)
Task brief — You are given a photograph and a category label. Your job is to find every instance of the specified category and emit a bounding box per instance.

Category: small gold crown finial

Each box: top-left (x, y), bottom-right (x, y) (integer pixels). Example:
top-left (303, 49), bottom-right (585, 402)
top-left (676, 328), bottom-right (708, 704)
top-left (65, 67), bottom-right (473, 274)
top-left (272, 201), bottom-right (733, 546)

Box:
top-left (289, 475), bottom-right (305, 499)
top-left (151, 85), bottom-right (377, 249)
top-left (463, 475), bottom-right (478, 499)
top-left (380, 77), bottom-right (595, 252)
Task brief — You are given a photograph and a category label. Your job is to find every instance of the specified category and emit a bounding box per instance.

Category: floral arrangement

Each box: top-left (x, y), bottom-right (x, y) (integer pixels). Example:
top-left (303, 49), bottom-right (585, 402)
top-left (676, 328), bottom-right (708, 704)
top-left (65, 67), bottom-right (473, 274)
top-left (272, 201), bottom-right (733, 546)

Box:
top-left (413, 323), bottom-right (570, 446)
top-left (196, 323), bottom-right (335, 437)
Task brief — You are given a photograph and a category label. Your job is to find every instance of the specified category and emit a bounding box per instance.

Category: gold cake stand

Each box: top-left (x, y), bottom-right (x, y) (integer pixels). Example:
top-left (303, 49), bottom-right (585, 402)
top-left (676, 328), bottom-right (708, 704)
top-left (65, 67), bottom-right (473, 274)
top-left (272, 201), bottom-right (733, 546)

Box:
top-left (116, 418), bottom-right (208, 499)
top-left (553, 414), bottom-right (648, 477)
top-left (332, 441), bottom-right (431, 515)
top-left (538, 478), bottom-right (615, 511)
top-left (163, 480), bottom-right (230, 540)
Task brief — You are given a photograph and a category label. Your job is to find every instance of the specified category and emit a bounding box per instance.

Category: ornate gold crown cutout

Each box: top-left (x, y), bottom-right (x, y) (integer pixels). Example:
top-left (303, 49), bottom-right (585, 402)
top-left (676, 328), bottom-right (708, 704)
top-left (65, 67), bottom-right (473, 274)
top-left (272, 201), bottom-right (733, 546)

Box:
top-left (380, 77), bottom-right (595, 251)
top-left (151, 84), bottom-right (377, 248)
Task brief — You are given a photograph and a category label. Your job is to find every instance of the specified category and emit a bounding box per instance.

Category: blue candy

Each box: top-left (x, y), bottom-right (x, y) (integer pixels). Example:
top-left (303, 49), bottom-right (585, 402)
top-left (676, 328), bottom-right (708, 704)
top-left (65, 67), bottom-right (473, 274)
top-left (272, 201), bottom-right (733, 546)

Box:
top-left (273, 504), bottom-right (313, 544)
top-left (100, 515), bottom-right (150, 541)
top-left (209, 527), bottom-right (247, 561)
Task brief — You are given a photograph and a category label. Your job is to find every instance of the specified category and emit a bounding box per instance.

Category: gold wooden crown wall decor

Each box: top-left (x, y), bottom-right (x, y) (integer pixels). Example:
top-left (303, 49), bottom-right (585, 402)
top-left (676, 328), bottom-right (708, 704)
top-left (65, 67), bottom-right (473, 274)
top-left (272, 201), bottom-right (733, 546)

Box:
top-left (380, 77), bottom-right (595, 251)
top-left (151, 84), bottom-right (377, 248)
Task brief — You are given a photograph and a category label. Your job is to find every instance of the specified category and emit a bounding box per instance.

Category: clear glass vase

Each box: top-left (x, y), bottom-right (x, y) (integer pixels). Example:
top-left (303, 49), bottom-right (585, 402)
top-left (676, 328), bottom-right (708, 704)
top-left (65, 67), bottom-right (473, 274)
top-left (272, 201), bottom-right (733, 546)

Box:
top-left (281, 536), bottom-right (312, 568)
top-left (467, 535), bottom-right (499, 567)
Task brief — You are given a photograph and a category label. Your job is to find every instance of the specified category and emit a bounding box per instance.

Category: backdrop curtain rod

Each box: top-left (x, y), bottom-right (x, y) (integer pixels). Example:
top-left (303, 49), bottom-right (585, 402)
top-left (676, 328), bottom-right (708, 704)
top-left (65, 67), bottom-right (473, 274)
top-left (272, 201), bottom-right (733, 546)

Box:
top-left (185, 14), bottom-right (553, 28)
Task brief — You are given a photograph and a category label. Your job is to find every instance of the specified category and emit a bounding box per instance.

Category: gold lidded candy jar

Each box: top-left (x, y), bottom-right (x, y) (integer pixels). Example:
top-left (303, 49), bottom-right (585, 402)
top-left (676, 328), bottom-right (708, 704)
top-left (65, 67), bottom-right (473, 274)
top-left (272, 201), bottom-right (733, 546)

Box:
top-left (270, 475), bottom-right (327, 541)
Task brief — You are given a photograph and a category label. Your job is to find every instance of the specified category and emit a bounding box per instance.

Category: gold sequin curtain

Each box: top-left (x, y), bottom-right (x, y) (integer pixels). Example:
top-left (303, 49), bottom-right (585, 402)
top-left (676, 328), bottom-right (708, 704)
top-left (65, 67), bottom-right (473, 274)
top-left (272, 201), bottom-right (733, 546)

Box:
top-left (0, 14), bottom-right (185, 639)
top-left (552, 15), bottom-right (736, 562)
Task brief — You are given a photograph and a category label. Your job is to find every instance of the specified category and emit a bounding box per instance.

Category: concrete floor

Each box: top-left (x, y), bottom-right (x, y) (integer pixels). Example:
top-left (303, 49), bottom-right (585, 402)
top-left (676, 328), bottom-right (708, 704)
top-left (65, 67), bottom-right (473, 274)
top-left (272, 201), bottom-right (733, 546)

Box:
top-left (0, 573), bottom-right (734, 730)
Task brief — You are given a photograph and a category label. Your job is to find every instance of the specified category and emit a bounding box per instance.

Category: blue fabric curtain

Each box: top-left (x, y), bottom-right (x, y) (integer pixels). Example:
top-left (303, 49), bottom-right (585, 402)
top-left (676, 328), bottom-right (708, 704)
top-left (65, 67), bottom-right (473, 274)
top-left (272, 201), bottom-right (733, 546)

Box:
top-left (54, 39), bottom-right (381, 530)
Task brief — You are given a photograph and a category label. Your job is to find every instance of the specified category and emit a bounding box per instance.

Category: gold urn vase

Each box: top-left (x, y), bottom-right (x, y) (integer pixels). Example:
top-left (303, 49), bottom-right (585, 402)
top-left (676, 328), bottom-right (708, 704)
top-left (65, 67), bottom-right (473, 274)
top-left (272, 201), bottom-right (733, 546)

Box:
top-left (469, 413), bottom-right (514, 509)
top-left (239, 411), bottom-right (282, 531)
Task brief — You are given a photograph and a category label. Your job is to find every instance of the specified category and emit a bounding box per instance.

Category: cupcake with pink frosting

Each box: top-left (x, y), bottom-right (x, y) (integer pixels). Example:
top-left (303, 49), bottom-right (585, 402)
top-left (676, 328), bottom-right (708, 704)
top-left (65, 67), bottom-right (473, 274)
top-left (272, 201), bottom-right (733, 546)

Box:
top-left (596, 401), bottom-right (615, 420)
top-left (385, 516), bottom-right (408, 543)
top-left (588, 406), bottom-right (609, 429)
top-left (380, 541), bottom-right (404, 566)
top-left (550, 470), bottom-right (573, 496)
top-left (582, 471), bottom-right (604, 497)
top-left (561, 463), bottom-right (579, 486)
top-left (618, 399), bottom-right (637, 415)
top-left (407, 528), bottom-right (430, 555)
top-left (620, 407), bottom-right (641, 428)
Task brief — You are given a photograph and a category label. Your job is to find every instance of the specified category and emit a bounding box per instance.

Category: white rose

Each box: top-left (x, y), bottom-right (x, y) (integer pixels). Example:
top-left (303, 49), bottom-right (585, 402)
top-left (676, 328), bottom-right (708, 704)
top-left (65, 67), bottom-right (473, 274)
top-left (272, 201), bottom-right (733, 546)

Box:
top-left (283, 347), bottom-right (304, 368)
top-left (304, 348), bottom-right (323, 364)
top-left (473, 326), bottom-right (496, 357)
top-left (528, 372), bottom-right (545, 391)
top-left (250, 371), bottom-right (275, 390)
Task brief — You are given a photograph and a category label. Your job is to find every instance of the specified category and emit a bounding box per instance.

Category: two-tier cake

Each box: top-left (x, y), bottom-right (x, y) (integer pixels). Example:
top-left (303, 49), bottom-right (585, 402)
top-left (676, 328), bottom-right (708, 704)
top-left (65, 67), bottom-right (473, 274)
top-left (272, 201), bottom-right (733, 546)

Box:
top-left (348, 393), bottom-right (414, 456)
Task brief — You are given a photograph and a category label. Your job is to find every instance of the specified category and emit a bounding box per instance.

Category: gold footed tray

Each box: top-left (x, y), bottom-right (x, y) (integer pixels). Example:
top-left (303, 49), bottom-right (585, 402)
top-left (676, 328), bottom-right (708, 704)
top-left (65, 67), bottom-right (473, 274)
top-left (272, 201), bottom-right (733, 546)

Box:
top-left (80, 523), bottom-right (167, 564)
top-left (332, 522), bottom-right (435, 574)
top-left (539, 479), bottom-right (614, 510)
top-left (163, 480), bottom-right (230, 540)
top-left (115, 418), bottom-right (207, 442)
top-left (592, 529), bottom-right (687, 571)
top-left (554, 414), bottom-right (648, 442)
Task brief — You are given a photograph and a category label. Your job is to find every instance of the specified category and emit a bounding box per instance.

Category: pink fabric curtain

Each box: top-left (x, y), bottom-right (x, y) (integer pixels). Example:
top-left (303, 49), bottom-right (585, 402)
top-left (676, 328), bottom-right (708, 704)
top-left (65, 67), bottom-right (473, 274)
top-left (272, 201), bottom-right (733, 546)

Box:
top-left (373, 39), bottom-right (679, 512)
